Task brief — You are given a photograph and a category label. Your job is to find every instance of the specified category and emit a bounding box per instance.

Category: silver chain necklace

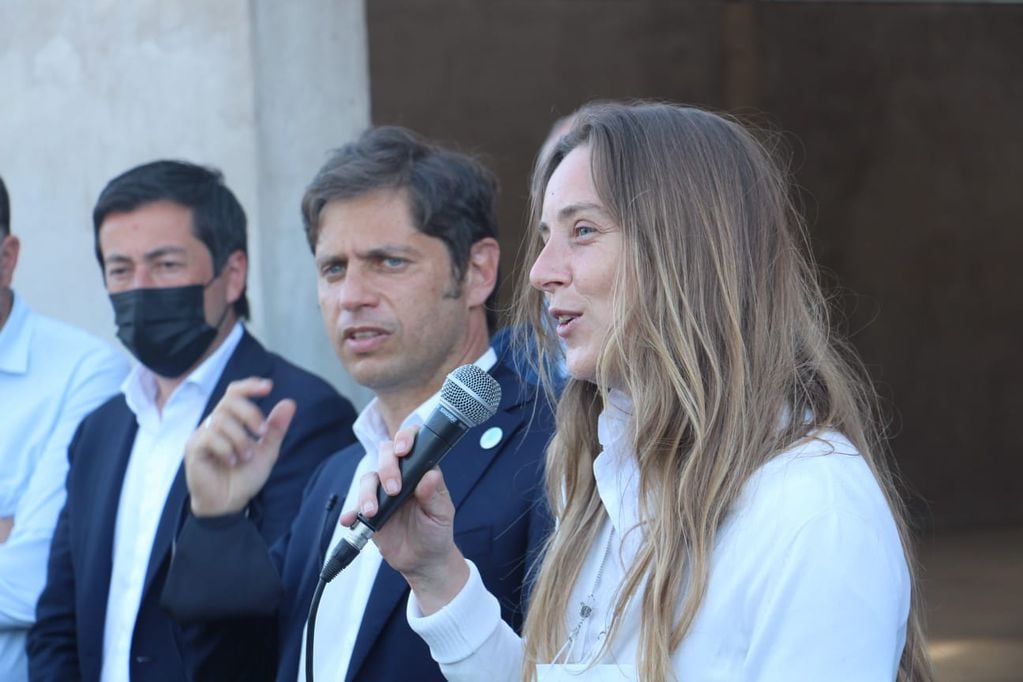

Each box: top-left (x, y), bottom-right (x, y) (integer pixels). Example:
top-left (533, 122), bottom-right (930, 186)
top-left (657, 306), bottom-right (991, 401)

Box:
top-left (553, 525), bottom-right (616, 664)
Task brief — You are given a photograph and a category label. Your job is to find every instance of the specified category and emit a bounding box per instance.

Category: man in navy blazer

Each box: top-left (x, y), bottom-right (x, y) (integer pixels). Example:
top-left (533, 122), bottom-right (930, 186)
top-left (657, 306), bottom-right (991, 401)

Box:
top-left (161, 127), bottom-right (554, 681)
top-left (27, 161), bottom-right (357, 682)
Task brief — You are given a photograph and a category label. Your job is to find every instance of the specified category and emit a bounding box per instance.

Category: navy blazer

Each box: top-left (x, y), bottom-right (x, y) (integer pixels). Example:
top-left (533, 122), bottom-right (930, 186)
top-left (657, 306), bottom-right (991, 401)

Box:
top-left (28, 331), bottom-right (357, 682)
top-left (162, 355), bottom-right (555, 682)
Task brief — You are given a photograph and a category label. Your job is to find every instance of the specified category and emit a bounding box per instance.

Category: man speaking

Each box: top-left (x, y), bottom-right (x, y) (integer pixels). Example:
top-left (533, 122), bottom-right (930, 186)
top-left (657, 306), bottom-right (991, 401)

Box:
top-left (163, 127), bottom-right (554, 681)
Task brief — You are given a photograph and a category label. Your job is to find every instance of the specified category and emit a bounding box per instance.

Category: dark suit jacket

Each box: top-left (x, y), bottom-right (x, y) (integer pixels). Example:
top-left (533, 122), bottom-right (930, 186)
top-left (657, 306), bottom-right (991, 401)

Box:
top-left (162, 355), bottom-right (555, 682)
top-left (27, 331), bottom-right (357, 682)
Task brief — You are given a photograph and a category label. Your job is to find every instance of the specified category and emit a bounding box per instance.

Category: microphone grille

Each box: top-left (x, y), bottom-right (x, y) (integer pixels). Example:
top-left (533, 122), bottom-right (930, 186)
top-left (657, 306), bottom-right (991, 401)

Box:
top-left (440, 364), bottom-right (502, 427)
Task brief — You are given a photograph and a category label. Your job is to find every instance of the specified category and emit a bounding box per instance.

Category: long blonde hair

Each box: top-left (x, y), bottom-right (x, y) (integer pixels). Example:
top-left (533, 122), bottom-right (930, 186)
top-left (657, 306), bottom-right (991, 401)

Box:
top-left (514, 102), bottom-right (932, 681)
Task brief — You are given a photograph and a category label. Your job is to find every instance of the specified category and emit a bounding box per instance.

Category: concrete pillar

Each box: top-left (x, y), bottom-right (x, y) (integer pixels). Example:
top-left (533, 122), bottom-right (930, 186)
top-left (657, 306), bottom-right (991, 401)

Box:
top-left (250, 1), bottom-right (374, 407)
top-left (0, 0), bottom-right (373, 406)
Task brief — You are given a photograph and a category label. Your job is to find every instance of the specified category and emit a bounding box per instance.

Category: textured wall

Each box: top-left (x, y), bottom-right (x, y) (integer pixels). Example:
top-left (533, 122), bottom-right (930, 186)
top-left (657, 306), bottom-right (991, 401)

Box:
top-left (251, 1), bottom-right (375, 408)
top-left (0, 0), bottom-right (373, 407)
top-left (367, 0), bottom-right (1023, 530)
top-left (0, 0), bottom-right (259, 344)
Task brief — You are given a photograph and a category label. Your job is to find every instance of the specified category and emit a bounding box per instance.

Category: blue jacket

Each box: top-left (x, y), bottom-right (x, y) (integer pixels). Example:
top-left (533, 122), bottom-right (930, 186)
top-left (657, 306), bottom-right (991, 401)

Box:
top-left (162, 354), bottom-right (554, 682)
top-left (28, 331), bottom-right (357, 682)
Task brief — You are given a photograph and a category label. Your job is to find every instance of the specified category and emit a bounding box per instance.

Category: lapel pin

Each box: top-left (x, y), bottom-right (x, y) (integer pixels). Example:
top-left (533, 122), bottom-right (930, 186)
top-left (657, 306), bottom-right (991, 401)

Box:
top-left (479, 426), bottom-right (503, 450)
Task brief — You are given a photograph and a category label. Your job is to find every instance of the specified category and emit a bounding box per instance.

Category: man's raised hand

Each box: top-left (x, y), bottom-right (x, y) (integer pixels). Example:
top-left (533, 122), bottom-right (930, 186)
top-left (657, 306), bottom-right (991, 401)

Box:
top-left (185, 377), bottom-right (296, 517)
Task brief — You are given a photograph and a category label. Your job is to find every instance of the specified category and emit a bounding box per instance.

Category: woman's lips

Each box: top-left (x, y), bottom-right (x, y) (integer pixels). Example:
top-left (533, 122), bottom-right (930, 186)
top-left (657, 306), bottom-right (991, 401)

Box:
top-left (550, 309), bottom-right (581, 337)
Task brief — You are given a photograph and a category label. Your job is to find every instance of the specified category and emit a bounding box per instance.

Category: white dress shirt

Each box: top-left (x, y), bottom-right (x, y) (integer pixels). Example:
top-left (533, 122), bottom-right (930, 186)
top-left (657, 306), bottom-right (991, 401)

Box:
top-left (0, 293), bottom-right (128, 682)
top-left (409, 391), bottom-right (911, 681)
top-left (298, 348), bottom-right (497, 682)
top-left (100, 322), bottom-right (242, 682)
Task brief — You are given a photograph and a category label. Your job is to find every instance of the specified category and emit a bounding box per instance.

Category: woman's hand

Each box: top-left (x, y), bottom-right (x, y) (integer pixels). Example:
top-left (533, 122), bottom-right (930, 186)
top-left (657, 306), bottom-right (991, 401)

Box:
top-left (339, 426), bottom-right (469, 615)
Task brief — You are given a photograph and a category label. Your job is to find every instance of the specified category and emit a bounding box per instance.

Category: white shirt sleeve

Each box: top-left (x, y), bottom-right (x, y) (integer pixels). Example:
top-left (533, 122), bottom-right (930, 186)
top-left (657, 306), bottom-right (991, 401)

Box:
top-left (0, 346), bottom-right (127, 628)
top-left (741, 509), bottom-right (910, 681)
top-left (407, 560), bottom-right (524, 682)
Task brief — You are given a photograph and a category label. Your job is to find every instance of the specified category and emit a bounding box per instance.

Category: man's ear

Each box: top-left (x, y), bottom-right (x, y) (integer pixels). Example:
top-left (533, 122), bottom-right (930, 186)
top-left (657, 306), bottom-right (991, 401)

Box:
top-left (464, 238), bottom-right (499, 308)
top-left (0, 235), bottom-right (21, 288)
top-left (222, 250), bottom-right (248, 306)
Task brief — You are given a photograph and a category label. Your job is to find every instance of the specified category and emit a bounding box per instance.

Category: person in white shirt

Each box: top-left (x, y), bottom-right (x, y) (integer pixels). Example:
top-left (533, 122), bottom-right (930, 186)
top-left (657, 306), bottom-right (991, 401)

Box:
top-left (0, 175), bottom-right (129, 682)
top-left (354, 102), bottom-right (935, 681)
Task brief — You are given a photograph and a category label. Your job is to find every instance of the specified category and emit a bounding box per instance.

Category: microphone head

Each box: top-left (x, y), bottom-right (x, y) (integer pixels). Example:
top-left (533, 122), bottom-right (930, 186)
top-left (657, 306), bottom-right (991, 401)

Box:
top-left (440, 364), bottom-right (502, 427)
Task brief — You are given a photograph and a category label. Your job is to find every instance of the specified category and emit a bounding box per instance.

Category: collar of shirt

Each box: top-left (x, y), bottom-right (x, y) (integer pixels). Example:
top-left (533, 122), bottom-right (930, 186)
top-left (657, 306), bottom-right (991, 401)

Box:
top-left (352, 347), bottom-right (498, 456)
top-left (593, 389), bottom-right (644, 551)
top-left (0, 292), bottom-right (31, 375)
top-left (121, 322), bottom-right (244, 426)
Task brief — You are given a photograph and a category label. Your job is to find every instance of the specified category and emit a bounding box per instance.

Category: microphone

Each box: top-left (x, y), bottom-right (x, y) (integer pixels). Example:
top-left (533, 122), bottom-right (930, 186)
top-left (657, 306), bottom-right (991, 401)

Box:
top-left (319, 364), bottom-right (501, 582)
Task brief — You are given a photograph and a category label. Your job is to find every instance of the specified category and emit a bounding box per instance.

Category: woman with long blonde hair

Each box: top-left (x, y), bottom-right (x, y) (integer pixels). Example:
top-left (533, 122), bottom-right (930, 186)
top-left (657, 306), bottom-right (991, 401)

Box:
top-left (347, 101), bottom-right (933, 681)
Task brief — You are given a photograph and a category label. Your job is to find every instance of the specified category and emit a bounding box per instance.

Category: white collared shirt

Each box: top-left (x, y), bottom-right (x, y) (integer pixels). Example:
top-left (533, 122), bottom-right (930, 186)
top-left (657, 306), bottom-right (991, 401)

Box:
top-left (100, 322), bottom-right (243, 682)
top-left (408, 391), bottom-right (911, 682)
top-left (0, 293), bottom-right (128, 682)
top-left (298, 348), bottom-right (497, 682)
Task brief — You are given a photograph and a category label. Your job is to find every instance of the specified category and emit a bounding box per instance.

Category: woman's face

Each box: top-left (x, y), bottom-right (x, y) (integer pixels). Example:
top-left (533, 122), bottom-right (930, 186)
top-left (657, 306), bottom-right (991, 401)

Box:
top-left (530, 145), bottom-right (621, 384)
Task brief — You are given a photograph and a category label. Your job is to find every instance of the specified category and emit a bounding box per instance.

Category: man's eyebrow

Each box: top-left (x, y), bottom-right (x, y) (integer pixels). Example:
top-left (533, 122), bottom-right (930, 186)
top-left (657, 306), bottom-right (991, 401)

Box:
top-left (356, 244), bottom-right (419, 260)
top-left (315, 244), bottom-right (419, 268)
top-left (314, 253), bottom-right (345, 268)
top-left (103, 246), bottom-right (189, 268)
top-left (142, 246), bottom-right (188, 261)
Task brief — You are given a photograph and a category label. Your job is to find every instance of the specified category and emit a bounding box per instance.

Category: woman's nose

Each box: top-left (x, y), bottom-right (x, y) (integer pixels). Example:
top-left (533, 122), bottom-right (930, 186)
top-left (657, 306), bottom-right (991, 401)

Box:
top-left (529, 238), bottom-right (569, 292)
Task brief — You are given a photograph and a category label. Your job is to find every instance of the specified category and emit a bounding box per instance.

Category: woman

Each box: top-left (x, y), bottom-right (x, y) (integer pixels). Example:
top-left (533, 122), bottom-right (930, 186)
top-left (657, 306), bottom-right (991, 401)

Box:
top-left (345, 101), bottom-right (933, 681)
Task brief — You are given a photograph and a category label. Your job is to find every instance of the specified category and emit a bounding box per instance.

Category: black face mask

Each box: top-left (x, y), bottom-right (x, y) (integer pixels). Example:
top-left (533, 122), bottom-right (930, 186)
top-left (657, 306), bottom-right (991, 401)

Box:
top-left (110, 284), bottom-right (224, 378)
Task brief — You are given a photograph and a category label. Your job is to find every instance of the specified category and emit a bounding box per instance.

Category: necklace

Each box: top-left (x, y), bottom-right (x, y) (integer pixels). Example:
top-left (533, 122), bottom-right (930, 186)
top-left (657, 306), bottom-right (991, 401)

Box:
top-left (553, 524), bottom-right (616, 665)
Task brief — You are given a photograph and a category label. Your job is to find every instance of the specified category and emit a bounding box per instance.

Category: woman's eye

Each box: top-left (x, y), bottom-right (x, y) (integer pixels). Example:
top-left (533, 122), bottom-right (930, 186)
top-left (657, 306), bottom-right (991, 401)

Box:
top-left (575, 224), bottom-right (596, 238)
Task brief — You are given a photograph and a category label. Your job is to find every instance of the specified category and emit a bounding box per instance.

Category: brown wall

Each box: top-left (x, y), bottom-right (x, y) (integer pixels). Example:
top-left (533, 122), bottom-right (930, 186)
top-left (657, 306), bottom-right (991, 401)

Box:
top-left (367, 0), bottom-right (1023, 532)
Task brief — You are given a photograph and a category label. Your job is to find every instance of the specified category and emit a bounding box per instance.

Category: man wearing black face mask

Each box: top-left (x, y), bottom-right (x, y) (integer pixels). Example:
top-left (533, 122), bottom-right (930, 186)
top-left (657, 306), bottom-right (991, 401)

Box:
top-left (28, 160), bottom-right (359, 682)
